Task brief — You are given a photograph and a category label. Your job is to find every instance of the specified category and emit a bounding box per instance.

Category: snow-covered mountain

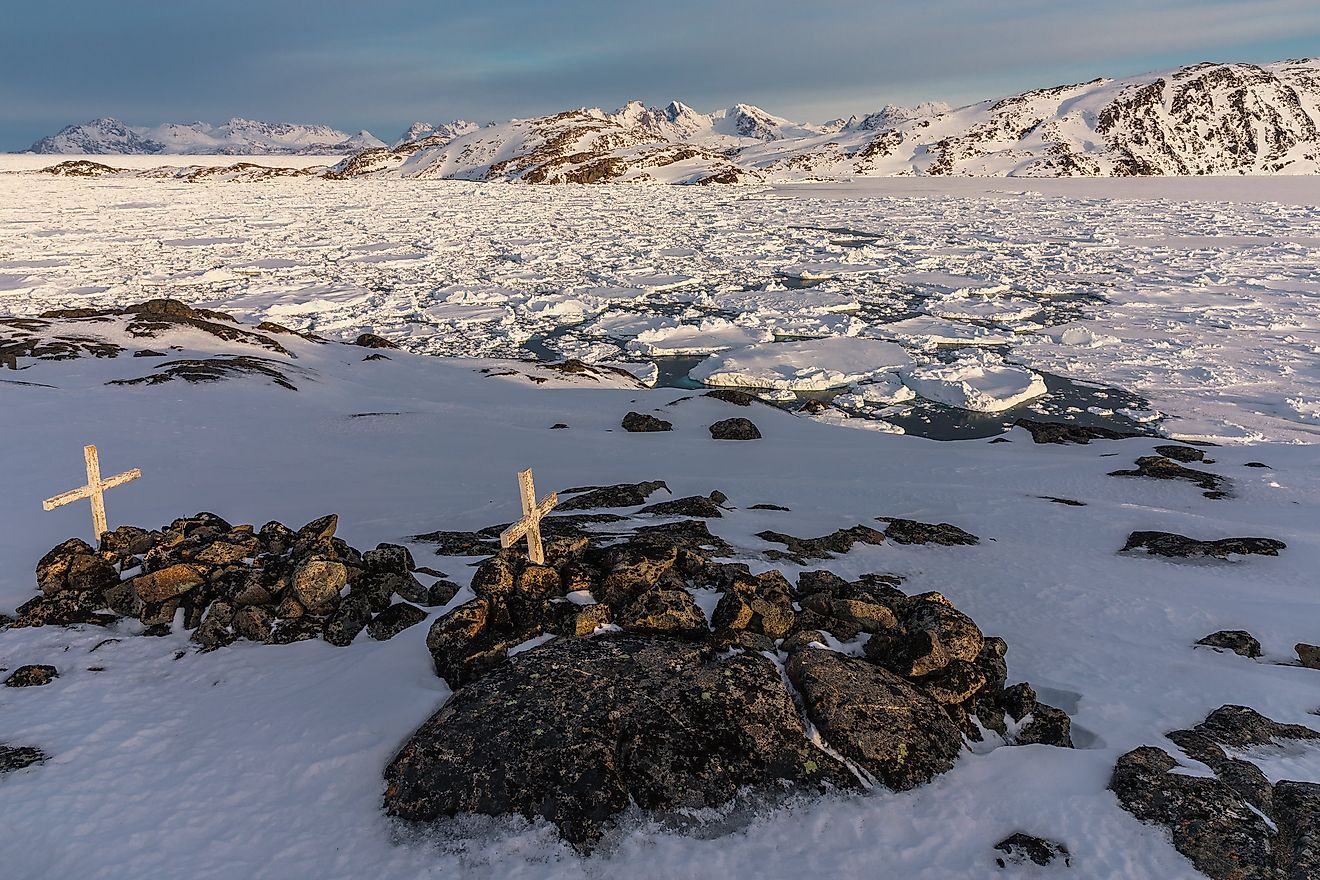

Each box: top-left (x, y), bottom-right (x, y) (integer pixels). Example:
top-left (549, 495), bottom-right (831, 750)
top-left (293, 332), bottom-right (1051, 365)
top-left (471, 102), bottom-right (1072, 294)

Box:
top-left (29, 117), bottom-right (385, 155)
top-left (329, 59), bottom-right (1320, 182)
top-left (393, 120), bottom-right (480, 148)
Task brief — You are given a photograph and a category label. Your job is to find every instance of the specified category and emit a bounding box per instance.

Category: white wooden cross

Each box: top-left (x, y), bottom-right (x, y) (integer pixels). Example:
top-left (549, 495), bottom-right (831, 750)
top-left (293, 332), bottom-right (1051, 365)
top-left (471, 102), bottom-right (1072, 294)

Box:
top-left (498, 468), bottom-right (557, 565)
top-left (43, 444), bottom-right (141, 541)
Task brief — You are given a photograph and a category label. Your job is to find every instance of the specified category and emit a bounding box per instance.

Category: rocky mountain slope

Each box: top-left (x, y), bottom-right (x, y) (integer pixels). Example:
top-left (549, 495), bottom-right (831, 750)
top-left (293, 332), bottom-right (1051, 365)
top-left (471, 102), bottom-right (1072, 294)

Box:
top-left (28, 117), bottom-right (384, 155)
top-left (330, 58), bottom-right (1320, 182)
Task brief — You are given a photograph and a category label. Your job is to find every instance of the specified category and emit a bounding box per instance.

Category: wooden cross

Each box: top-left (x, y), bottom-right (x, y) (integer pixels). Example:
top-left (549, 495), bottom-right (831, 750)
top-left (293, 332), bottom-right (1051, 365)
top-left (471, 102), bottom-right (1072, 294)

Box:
top-left (498, 468), bottom-right (557, 565)
top-left (43, 445), bottom-right (141, 541)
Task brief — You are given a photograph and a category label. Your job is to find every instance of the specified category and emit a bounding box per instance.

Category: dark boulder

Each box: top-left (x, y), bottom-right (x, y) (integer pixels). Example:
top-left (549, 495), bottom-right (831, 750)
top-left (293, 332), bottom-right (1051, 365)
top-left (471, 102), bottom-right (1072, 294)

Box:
top-left (704, 389), bottom-right (758, 406)
top-left (1296, 643), bottom-right (1320, 670)
top-left (1108, 455), bottom-right (1229, 498)
top-left (709, 418), bottom-right (761, 440)
top-left (1110, 746), bottom-right (1275, 880)
top-left (993, 833), bottom-right (1071, 868)
top-left (1121, 531), bottom-right (1285, 559)
top-left (1154, 444), bottom-right (1208, 463)
top-left (786, 648), bottom-right (963, 790)
top-left (639, 491), bottom-right (727, 518)
top-left (322, 594), bottom-right (373, 647)
top-left (617, 590), bottom-right (708, 639)
top-left (879, 518), bottom-right (980, 546)
top-left (1196, 630), bottom-right (1262, 658)
top-left (1274, 781), bottom-right (1320, 880)
top-left (353, 333), bottom-right (399, 349)
top-left (756, 525), bottom-right (886, 562)
top-left (1013, 419), bottom-right (1142, 444)
top-left (621, 412), bottom-right (672, 433)
top-left (5, 664), bottom-right (59, 687)
top-left (36, 539), bottom-right (118, 596)
top-left (384, 635), bottom-right (854, 848)
top-left (368, 602), bottom-right (428, 641)
top-left (557, 480), bottom-right (669, 511)
top-left (0, 744), bottom-right (48, 773)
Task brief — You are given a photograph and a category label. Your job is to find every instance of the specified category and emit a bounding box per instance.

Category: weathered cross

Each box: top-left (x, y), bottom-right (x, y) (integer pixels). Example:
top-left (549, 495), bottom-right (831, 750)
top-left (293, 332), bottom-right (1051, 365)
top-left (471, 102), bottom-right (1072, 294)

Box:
top-left (43, 444), bottom-right (141, 541)
top-left (499, 468), bottom-right (557, 565)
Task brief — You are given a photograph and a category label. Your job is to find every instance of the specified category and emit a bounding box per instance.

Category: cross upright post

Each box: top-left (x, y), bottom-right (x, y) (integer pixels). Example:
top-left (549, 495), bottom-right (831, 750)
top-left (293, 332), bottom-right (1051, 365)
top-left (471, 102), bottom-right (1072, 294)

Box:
top-left (42, 444), bottom-right (141, 542)
top-left (499, 468), bottom-right (557, 565)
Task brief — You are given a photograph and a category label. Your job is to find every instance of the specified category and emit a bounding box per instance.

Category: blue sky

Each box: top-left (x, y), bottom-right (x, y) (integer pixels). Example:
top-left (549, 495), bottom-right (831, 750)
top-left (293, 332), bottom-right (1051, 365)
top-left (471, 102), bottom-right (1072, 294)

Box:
top-left (3, 0), bottom-right (1319, 149)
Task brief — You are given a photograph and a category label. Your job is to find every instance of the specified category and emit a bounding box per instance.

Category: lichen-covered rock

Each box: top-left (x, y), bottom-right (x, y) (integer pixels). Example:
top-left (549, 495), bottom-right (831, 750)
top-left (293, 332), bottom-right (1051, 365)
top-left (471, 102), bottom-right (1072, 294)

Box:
top-left (322, 594), bottom-right (373, 647)
top-left (786, 648), bottom-right (963, 790)
top-left (993, 833), bottom-right (1071, 868)
top-left (617, 590), bottom-right (708, 639)
top-left (291, 558), bottom-right (347, 613)
top-left (4, 665), bottom-right (59, 687)
top-left (1122, 531), bottom-right (1286, 559)
top-left (1196, 630), bottom-right (1262, 658)
top-left (0, 744), bottom-right (48, 773)
top-left (709, 417), bottom-right (761, 440)
top-left (879, 518), bottom-right (980, 546)
top-left (1110, 746), bottom-right (1275, 880)
top-left (36, 539), bottom-right (118, 596)
top-left (384, 635), bottom-right (854, 849)
top-left (621, 412), bottom-right (672, 433)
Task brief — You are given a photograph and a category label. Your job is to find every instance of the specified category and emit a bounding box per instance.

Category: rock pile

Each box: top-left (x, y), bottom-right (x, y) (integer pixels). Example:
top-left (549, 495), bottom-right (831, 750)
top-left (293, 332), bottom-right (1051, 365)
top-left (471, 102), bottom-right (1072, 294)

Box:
top-left (385, 496), bottom-right (1071, 848)
top-left (1111, 706), bottom-right (1320, 880)
top-left (12, 512), bottom-right (452, 650)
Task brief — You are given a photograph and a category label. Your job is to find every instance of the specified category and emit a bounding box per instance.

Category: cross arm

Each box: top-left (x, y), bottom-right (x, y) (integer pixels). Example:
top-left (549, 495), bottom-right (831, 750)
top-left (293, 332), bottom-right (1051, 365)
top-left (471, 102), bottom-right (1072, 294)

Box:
top-left (43, 485), bottom-right (93, 510)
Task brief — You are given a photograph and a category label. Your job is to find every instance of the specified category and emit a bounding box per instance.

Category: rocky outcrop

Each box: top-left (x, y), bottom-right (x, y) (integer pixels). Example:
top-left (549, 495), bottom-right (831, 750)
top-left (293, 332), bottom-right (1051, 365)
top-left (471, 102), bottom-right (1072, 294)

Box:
top-left (1110, 706), bottom-right (1320, 880)
top-left (14, 512), bottom-right (436, 650)
top-left (1121, 531), bottom-right (1286, 559)
top-left (709, 417), bottom-right (761, 440)
top-left (390, 502), bottom-right (1072, 847)
top-left (1196, 630), bottom-right (1262, 658)
top-left (1108, 455), bottom-right (1230, 498)
top-left (621, 412), bottom-right (672, 433)
top-left (4, 665), bottom-right (59, 687)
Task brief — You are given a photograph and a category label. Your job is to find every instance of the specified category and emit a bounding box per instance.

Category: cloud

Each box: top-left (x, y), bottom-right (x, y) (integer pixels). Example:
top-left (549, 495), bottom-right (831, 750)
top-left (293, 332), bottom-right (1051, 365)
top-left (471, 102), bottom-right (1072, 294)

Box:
top-left (2, 0), bottom-right (1319, 147)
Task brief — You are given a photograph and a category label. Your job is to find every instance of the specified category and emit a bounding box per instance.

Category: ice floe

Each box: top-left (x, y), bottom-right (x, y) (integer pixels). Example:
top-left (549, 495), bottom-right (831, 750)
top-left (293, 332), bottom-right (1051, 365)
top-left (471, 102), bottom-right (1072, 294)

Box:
top-left (690, 337), bottom-right (911, 391)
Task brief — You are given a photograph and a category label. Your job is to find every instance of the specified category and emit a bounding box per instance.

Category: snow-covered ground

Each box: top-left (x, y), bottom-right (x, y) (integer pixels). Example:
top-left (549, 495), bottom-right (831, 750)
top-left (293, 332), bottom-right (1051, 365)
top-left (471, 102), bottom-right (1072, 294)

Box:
top-left (2, 171), bottom-right (1320, 879)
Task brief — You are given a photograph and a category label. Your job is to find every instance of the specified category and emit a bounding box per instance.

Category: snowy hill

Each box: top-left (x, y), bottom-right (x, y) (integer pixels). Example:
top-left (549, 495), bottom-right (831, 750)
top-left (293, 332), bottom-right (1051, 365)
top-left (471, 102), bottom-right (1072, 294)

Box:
top-left (28, 117), bottom-right (384, 155)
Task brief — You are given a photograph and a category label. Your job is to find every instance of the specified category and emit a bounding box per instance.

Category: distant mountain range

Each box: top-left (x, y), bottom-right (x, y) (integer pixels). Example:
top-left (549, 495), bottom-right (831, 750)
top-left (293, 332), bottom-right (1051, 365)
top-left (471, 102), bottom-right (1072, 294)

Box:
top-left (28, 59), bottom-right (1320, 178)
top-left (27, 118), bottom-right (384, 155)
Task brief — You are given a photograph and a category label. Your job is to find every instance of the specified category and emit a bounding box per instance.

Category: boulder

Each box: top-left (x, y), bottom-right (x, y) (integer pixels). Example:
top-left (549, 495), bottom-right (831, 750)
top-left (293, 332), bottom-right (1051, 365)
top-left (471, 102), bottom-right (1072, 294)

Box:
top-left (1012, 419), bottom-right (1141, 444)
top-left (756, 525), bottom-right (886, 562)
top-left (993, 833), bottom-right (1071, 869)
top-left (36, 539), bottom-right (118, 596)
top-left (131, 564), bottom-right (206, 603)
top-left (1110, 746), bottom-right (1275, 880)
top-left (0, 744), bottom-right (48, 773)
top-left (879, 518), bottom-right (980, 546)
top-left (384, 635), bottom-right (853, 849)
top-left (786, 648), bottom-right (963, 790)
top-left (368, 603), bottom-right (428, 641)
top-left (617, 590), bottom-right (708, 639)
top-left (621, 412), bottom-right (672, 433)
top-left (1154, 444), bottom-right (1208, 463)
top-left (639, 492), bottom-right (726, 518)
top-left (5, 665), bottom-right (59, 687)
top-left (1121, 531), bottom-right (1285, 559)
top-left (1296, 643), bottom-right (1320, 670)
top-left (709, 418), bottom-right (761, 440)
top-left (1274, 781), bottom-right (1320, 880)
top-left (557, 480), bottom-right (669, 511)
top-left (322, 594), bottom-right (373, 647)
top-left (291, 558), bottom-right (347, 613)
top-left (1108, 455), bottom-right (1229, 498)
top-left (1195, 630), bottom-right (1262, 658)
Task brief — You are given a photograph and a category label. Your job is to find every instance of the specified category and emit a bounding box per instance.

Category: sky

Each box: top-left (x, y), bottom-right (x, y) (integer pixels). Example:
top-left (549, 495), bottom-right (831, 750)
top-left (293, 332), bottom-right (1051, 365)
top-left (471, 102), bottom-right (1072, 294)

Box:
top-left (3, 0), bottom-right (1320, 149)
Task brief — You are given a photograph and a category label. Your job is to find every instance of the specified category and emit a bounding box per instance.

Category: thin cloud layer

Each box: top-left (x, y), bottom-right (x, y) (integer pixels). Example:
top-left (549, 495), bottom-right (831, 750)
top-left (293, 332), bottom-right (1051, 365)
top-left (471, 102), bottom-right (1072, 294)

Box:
top-left (3, 0), bottom-right (1319, 148)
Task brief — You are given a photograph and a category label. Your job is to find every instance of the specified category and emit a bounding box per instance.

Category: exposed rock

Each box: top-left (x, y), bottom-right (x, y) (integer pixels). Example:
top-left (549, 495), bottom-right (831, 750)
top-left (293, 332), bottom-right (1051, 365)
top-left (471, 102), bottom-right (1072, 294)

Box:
top-left (130, 563), bottom-right (206, 603)
top-left (322, 595), bottom-right (372, 646)
top-left (36, 539), bottom-right (118, 596)
top-left (756, 525), bottom-right (886, 562)
top-left (879, 518), bottom-right (980, 546)
top-left (1155, 444), bottom-right (1208, 462)
top-left (621, 411), bottom-right (672, 433)
top-left (709, 417), bottom-right (761, 440)
top-left (363, 543), bottom-right (415, 574)
top-left (617, 590), bottom-right (708, 638)
top-left (4, 665), bottom-right (59, 687)
top-left (1190, 704), bottom-right (1319, 749)
top-left (353, 333), bottom-right (399, 349)
top-left (291, 558), bottom-right (347, 613)
top-left (1274, 781), bottom-right (1320, 880)
top-left (1196, 630), bottom-right (1262, 658)
top-left (384, 635), bottom-right (853, 849)
top-left (1121, 531), bottom-right (1286, 559)
top-left (557, 480), bottom-right (669, 511)
top-left (0, 744), bottom-right (48, 773)
top-left (1108, 455), bottom-right (1229, 498)
top-left (639, 491), bottom-right (727, 518)
top-left (1016, 704), bottom-right (1074, 748)
top-left (786, 648), bottom-right (963, 790)
top-left (1110, 746), bottom-right (1275, 880)
top-left (704, 389), bottom-right (759, 406)
top-left (363, 602), bottom-right (427, 641)
top-left (865, 628), bottom-right (950, 677)
top-left (1295, 643), bottom-right (1320, 669)
top-left (424, 580), bottom-right (460, 607)
top-left (993, 833), bottom-right (1072, 868)
top-left (1013, 419), bottom-right (1142, 444)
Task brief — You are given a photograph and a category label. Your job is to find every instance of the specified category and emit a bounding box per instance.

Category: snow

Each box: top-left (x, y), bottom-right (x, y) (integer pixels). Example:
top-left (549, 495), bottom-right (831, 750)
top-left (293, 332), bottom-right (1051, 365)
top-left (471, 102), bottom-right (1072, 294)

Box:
top-left (690, 338), bottom-right (911, 391)
top-left (627, 320), bottom-right (773, 356)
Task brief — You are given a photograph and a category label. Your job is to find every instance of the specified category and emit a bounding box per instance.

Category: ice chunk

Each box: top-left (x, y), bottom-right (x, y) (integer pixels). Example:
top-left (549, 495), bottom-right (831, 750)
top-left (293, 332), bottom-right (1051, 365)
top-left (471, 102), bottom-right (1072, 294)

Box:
top-left (690, 337), bottom-right (911, 391)
top-left (627, 319), bottom-right (773, 355)
top-left (926, 293), bottom-right (1043, 322)
top-left (902, 354), bottom-right (1047, 412)
top-left (875, 316), bottom-right (1015, 346)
